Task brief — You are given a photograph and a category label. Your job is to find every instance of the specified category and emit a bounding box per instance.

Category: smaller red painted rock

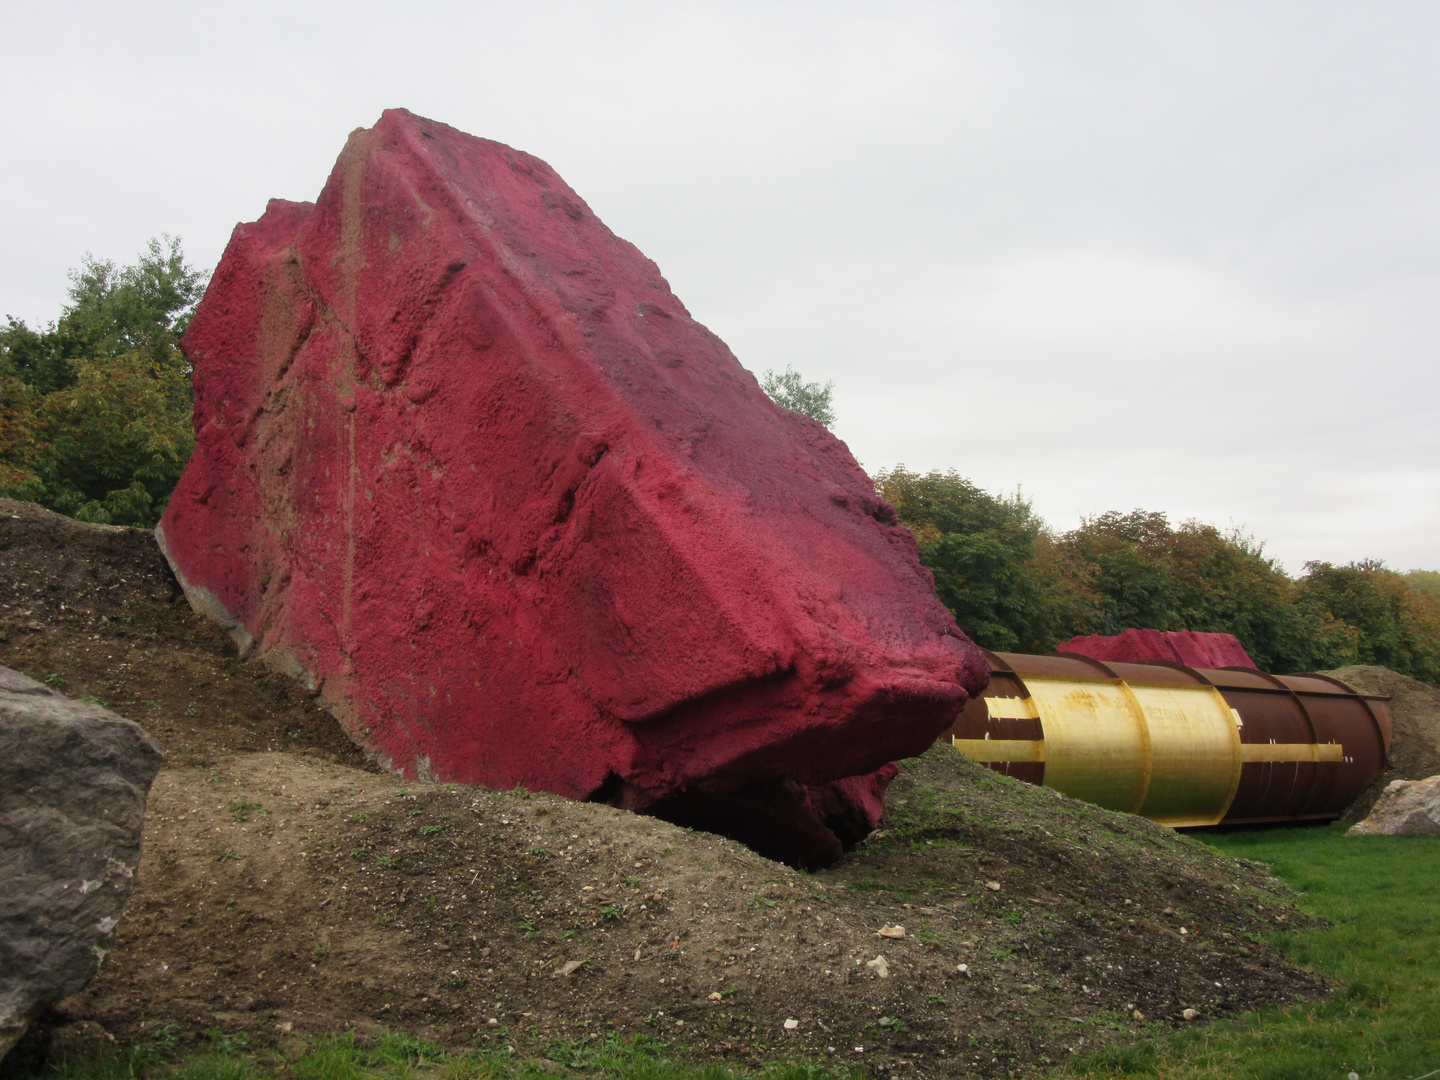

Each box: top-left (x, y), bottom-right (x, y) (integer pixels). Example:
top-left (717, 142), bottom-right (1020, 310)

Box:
top-left (1057, 629), bottom-right (1258, 670)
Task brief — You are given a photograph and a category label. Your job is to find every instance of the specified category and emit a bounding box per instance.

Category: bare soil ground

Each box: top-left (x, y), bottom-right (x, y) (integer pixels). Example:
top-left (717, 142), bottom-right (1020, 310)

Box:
top-left (1, 499), bottom-right (1334, 1077)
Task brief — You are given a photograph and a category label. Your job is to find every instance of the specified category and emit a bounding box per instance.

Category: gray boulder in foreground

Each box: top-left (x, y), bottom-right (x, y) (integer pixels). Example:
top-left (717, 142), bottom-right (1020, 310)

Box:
top-left (1348, 775), bottom-right (1440, 837)
top-left (0, 666), bottom-right (163, 1061)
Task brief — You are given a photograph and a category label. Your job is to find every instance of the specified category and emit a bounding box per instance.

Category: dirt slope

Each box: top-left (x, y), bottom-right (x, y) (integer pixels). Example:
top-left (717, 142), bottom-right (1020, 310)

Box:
top-left (0, 499), bottom-right (1328, 1077)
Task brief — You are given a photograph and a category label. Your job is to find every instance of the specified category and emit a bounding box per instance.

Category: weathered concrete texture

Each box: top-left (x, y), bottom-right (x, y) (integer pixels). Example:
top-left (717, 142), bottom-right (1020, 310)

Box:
top-left (1057, 629), bottom-right (1257, 670)
top-left (1348, 776), bottom-right (1440, 836)
top-left (0, 667), bottom-right (163, 1062)
top-left (156, 109), bottom-right (986, 864)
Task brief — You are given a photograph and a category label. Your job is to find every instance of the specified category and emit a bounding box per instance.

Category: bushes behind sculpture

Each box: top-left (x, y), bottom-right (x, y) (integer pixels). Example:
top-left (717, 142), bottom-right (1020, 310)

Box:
top-left (156, 109), bottom-right (987, 865)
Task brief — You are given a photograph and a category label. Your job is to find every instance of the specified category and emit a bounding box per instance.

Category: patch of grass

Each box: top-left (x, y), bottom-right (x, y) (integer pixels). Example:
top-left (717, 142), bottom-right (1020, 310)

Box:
top-left (203, 1029), bottom-right (250, 1056)
top-left (226, 799), bottom-right (261, 822)
top-left (1054, 824), bottom-right (1440, 1079)
top-left (370, 1033), bottom-right (443, 1064)
top-left (164, 1055), bottom-right (260, 1080)
top-left (292, 1033), bottom-right (370, 1080)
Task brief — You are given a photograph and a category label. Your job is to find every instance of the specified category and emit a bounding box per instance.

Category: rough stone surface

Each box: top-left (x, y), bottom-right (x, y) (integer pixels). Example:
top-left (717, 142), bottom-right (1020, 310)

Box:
top-left (0, 666), bottom-right (163, 1062)
top-left (1057, 629), bottom-right (1257, 670)
top-left (156, 108), bottom-right (986, 864)
top-left (1348, 775), bottom-right (1440, 836)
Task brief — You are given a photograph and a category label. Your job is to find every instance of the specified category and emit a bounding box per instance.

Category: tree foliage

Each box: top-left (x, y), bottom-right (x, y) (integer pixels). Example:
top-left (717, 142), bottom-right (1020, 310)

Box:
top-left (1404, 569), bottom-right (1440, 600)
top-left (761, 364), bottom-right (836, 428)
top-left (874, 469), bottom-right (1440, 680)
top-left (872, 467), bottom-right (1089, 653)
top-left (1050, 511), bottom-right (1359, 673)
top-left (1299, 560), bottom-right (1440, 680)
top-left (0, 236), bottom-right (205, 526)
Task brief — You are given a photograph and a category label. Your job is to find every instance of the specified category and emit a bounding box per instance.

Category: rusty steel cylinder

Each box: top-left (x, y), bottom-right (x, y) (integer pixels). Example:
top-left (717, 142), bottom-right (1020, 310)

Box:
top-left (946, 651), bottom-right (1391, 826)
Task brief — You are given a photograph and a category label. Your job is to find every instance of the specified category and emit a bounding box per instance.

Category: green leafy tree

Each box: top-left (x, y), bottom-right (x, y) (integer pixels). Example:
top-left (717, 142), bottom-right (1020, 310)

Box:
top-left (28, 351), bottom-right (196, 524)
top-left (873, 466), bottom-right (1090, 652)
top-left (59, 236), bottom-right (206, 361)
top-left (1404, 569), bottom-right (1440, 600)
top-left (1054, 510), bottom-right (1176, 635)
top-left (0, 236), bottom-right (206, 526)
top-left (871, 468), bottom-right (1431, 676)
top-left (1299, 560), bottom-right (1440, 681)
top-left (1053, 511), bottom-right (1356, 672)
top-left (0, 374), bottom-right (45, 499)
top-left (761, 364), bottom-right (836, 427)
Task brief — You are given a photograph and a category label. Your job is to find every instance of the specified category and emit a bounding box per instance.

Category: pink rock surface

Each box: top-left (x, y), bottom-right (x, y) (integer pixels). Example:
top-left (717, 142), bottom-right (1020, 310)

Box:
top-left (156, 109), bottom-right (986, 864)
top-left (1057, 629), bottom-right (1258, 670)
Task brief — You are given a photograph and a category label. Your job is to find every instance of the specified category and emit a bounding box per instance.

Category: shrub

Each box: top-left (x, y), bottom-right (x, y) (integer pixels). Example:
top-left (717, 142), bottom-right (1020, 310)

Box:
top-left (0, 236), bottom-right (205, 526)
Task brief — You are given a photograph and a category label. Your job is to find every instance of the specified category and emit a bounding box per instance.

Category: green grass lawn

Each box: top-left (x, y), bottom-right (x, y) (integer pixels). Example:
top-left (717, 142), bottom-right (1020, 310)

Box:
top-left (33, 1029), bottom-right (841, 1080)
top-left (1059, 824), bottom-right (1440, 1080)
top-left (21, 825), bottom-right (1437, 1080)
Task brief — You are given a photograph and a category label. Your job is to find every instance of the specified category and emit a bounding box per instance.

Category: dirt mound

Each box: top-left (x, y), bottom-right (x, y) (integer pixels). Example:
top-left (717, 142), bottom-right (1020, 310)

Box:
top-left (0, 498), bottom-right (369, 769)
top-left (1324, 665), bottom-right (1440, 823)
top-left (0, 499), bottom-right (1329, 1077)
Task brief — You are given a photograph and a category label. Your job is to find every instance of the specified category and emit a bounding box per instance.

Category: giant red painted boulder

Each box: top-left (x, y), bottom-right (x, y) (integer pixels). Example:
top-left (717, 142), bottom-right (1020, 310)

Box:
top-left (1057, 629), bottom-right (1258, 670)
top-left (156, 109), bottom-right (987, 866)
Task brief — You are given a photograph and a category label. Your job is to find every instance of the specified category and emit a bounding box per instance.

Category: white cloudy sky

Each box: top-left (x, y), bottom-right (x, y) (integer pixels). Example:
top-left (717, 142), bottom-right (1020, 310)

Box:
top-left (4, 1), bottom-right (1438, 573)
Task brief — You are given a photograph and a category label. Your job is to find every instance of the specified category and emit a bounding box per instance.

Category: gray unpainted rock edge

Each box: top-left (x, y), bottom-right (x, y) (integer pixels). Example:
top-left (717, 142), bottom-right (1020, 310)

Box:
top-left (0, 665), bottom-right (164, 1061)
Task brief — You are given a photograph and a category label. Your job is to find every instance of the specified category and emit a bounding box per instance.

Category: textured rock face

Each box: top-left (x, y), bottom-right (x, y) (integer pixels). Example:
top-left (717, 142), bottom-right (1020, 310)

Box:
top-left (0, 666), bottom-right (163, 1061)
top-left (1057, 629), bottom-right (1257, 670)
top-left (157, 109), bottom-right (986, 864)
top-left (1348, 776), bottom-right (1440, 836)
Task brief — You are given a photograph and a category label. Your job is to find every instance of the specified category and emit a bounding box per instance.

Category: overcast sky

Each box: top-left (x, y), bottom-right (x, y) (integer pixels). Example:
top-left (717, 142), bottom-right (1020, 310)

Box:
top-left (4, 1), bottom-right (1438, 574)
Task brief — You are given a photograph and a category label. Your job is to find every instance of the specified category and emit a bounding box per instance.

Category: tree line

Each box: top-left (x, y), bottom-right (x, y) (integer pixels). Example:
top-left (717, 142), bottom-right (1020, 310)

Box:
top-left (5, 244), bottom-right (1438, 680)
top-left (874, 466), bottom-right (1440, 681)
